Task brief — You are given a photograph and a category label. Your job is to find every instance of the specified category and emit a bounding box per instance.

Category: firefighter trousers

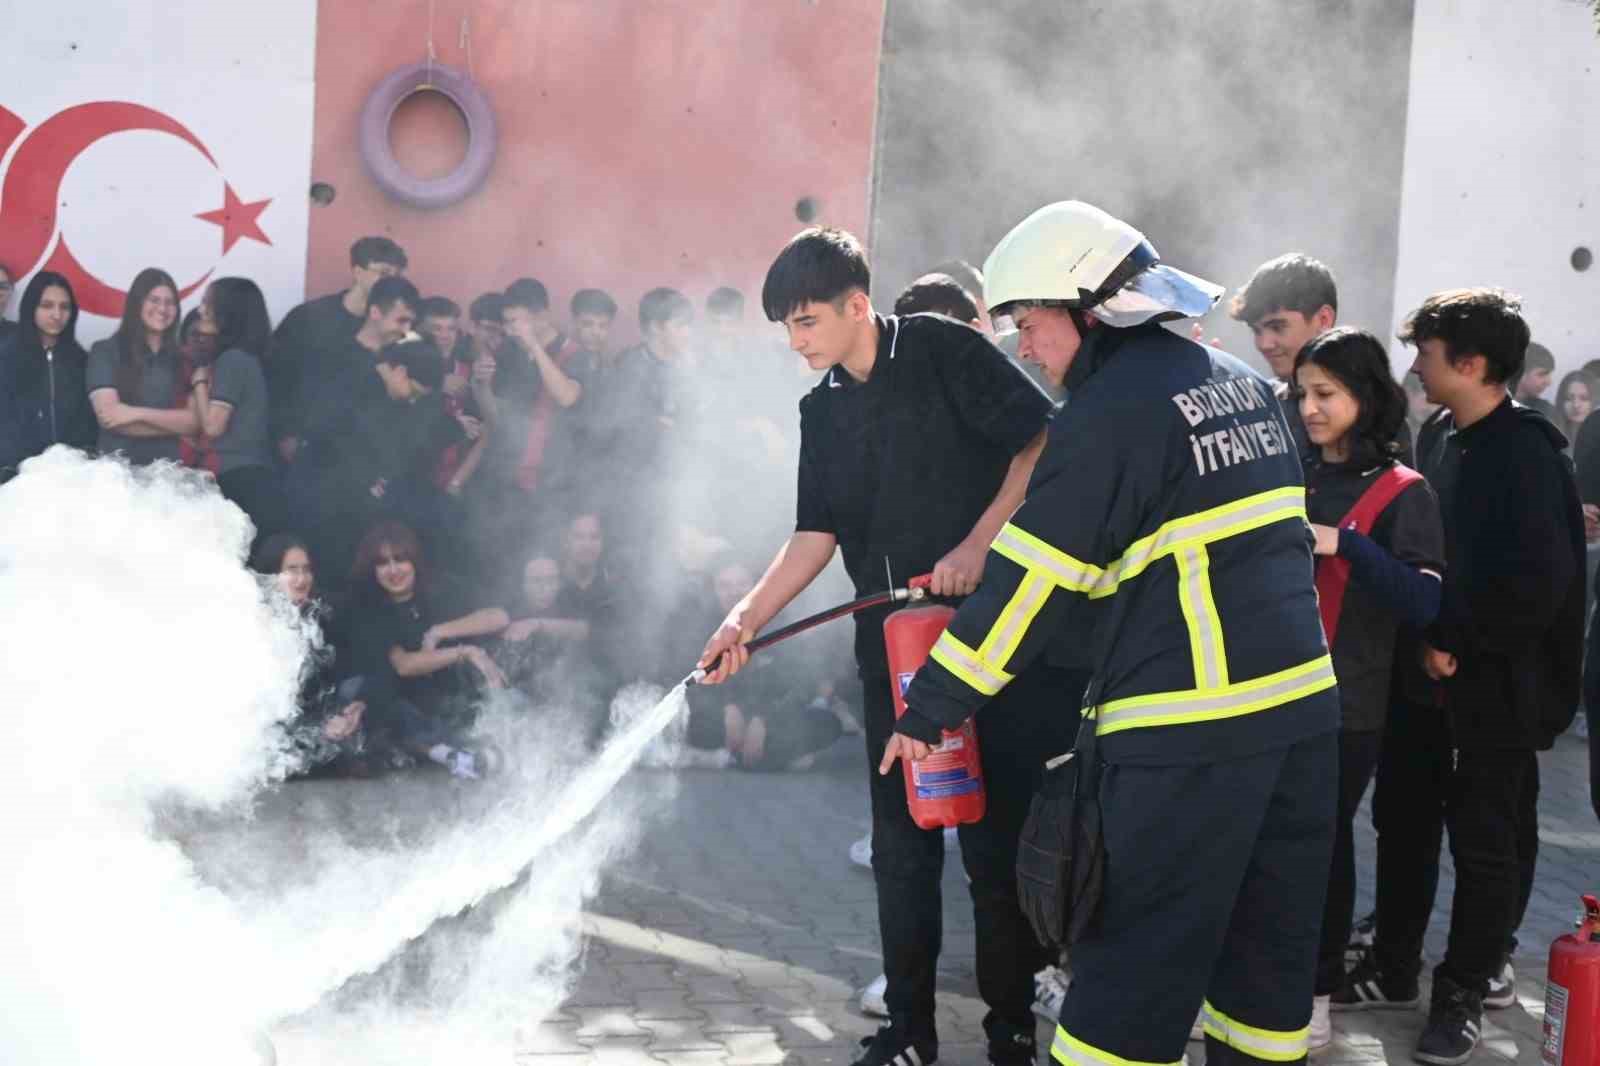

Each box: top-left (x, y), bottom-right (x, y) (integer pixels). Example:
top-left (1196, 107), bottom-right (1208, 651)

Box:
top-left (863, 663), bottom-right (1084, 1041)
top-left (1052, 729), bottom-right (1337, 1066)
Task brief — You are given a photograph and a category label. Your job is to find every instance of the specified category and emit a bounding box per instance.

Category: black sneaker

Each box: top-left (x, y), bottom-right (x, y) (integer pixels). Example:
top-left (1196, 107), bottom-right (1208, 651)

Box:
top-left (1483, 959), bottom-right (1515, 1010)
top-left (1415, 978), bottom-right (1482, 1065)
top-left (852, 1022), bottom-right (938, 1066)
top-left (1331, 954), bottom-right (1421, 1011)
top-left (986, 1017), bottom-right (1038, 1065)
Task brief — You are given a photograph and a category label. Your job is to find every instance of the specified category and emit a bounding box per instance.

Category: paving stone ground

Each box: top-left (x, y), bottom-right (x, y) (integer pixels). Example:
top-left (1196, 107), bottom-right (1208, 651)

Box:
top-left (533, 725), bottom-right (1597, 1066)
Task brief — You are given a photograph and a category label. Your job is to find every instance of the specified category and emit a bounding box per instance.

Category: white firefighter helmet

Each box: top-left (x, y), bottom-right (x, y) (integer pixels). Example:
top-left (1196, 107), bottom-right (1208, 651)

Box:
top-left (983, 200), bottom-right (1222, 328)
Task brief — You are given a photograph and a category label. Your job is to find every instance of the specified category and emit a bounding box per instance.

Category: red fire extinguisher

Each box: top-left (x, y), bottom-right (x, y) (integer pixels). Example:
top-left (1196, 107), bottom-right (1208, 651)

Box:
top-left (884, 590), bottom-right (986, 830)
top-left (1544, 893), bottom-right (1600, 1066)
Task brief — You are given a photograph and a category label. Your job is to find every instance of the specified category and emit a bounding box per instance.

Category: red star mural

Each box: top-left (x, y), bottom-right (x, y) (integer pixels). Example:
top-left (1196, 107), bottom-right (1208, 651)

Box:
top-left (195, 183), bottom-right (272, 254)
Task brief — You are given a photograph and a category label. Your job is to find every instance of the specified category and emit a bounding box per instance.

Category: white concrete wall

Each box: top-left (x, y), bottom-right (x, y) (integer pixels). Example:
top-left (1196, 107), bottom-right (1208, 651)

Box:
top-left (1392, 0), bottom-right (1600, 382)
top-left (0, 1), bottom-right (318, 341)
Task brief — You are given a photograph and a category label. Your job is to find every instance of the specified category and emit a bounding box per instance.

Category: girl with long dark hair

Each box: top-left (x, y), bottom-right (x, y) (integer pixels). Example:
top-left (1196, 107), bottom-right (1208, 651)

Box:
top-left (0, 272), bottom-right (97, 479)
top-left (1553, 369), bottom-right (1596, 452)
top-left (86, 267), bottom-right (200, 464)
top-left (1293, 327), bottom-right (1446, 1044)
top-left (252, 532), bottom-right (496, 779)
top-left (188, 277), bottom-right (286, 550)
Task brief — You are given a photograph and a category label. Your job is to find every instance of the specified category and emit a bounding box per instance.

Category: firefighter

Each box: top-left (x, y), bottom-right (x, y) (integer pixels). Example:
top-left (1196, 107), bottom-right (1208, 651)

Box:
top-left (884, 201), bottom-right (1340, 1066)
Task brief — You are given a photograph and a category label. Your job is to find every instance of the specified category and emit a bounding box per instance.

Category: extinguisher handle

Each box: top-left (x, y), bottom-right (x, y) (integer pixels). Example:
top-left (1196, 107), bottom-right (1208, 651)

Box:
top-left (1582, 893), bottom-right (1600, 940)
top-left (908, 573), bottom-right (934, 590)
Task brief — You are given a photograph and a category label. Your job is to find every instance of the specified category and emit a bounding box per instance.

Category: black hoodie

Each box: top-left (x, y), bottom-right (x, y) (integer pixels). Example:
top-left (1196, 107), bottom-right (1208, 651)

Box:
top-left (0, 276), bottom-right (97, 480)
top-left (1416, 398), bottom-right (1584, 749)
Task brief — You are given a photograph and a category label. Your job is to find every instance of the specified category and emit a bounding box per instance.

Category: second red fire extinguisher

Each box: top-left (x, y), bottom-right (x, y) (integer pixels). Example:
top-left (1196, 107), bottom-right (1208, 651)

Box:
top-left (884, 602), bottom-right (986, 829)
top-left (1544, 893), bottom-right (1600, 1066)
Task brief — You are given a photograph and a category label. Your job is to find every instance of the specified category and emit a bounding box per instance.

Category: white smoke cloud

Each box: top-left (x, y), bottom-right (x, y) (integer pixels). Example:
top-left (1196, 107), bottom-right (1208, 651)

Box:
top-left (0, 449), bottom-right (688, 1065)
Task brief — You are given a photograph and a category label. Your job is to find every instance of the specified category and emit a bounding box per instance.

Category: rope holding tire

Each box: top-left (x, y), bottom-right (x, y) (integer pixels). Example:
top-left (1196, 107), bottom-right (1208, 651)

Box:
top-left (358, 60), bottom-right (496, 210)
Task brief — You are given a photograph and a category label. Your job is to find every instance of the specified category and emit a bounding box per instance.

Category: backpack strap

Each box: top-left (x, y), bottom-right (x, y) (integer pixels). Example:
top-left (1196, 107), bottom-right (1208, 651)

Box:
top-left (1315, 464), bottom-right (1425, 647)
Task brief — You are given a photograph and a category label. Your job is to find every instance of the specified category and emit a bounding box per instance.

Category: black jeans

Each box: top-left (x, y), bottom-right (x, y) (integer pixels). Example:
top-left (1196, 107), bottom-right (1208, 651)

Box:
top-left (1371, 699), bottom-right (1540, 992)
top-left (1314, 729), bottom-right (1383, 995)
top-left (863, 664), bottom-right (1084, 1039)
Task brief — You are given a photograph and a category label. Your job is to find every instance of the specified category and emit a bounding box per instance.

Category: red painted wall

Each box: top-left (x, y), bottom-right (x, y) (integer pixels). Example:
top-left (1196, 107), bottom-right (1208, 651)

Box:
top-left (306, 0), bottom-right (884, 331)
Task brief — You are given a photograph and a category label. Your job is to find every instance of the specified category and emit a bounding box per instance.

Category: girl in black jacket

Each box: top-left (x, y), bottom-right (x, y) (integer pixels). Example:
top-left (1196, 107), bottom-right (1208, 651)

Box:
top-left (0, 272), bottom-right (97, 480)
top-left (1295, 327), bottom-right (1446, 1044)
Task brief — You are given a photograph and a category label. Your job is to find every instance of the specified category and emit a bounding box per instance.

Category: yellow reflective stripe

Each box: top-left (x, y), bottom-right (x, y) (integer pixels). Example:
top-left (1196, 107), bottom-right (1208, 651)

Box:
top-left (1175, 544), bottom-right (1227, 689)
top-left (976, 570), bottom-right (1053, 671)
top-left (929, 631), bottom-right (1013, 696)
top-left (1097, 655), bottom-right (1336, 735)
top-left (1087, 486), bottom-right (1306, 600)
top-left (994, 523), bottom-right (1104, 592)
top-left (1051, 1026), bottom-right (1184, 1066)
top-left (1199, 1001), bottom-right (1309, 1062)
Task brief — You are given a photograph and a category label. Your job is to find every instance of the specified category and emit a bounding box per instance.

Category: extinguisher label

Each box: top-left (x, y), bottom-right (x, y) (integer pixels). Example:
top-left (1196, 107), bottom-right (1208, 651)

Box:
top-left (1542, 980), bottom-right (1567, 1066)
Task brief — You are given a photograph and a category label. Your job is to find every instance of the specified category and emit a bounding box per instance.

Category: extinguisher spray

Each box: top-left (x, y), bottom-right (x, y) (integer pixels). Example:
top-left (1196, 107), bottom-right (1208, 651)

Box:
top-left (883, 577), bottom-right (986, 830)
top-left (1544, 893), bottom-right (1600, 1066)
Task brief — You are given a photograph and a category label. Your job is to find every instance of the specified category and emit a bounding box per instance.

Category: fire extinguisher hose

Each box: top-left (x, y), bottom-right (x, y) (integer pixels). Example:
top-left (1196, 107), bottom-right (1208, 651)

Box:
top-left (685, 574), bottom-right (933, 686)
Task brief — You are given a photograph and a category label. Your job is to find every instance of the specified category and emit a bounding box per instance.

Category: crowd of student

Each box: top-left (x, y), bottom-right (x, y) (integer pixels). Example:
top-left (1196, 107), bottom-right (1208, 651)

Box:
top-left (1, 228), bottom-right (1596, 1065)
top-left (0, 238), bottom-right (890, 778)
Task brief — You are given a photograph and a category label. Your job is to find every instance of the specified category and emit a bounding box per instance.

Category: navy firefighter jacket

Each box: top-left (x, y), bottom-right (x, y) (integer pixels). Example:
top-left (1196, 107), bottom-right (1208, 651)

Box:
top-left (900, 321), bottom-right (1340, 765)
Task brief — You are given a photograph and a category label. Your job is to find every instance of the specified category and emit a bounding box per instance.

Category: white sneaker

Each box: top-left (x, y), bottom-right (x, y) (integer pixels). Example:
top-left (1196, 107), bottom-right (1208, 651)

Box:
top-left (859, 973), bottom-right (888, 1017)
top-left (1032, 965), bottom-right (1070, 1020)
top-left (849, 832), bottom-right (873, 869)
top-left (1310, 994), bottom-right (1332, 1050)
top-left (1484, 959), bottom-right (1516, 1009)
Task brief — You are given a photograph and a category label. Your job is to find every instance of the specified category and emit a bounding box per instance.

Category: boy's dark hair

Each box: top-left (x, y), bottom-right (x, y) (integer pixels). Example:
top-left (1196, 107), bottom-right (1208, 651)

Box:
top-left (1583, 358), bottom-right (1600, 380)
top-left (1524, 341), bottom-right (1555, 373)
top-left (469, 292), bottom-right (507, 324)
top-left (1397, 287), bottom-right (1530, 387)
top-left (706, 286), bottom-right (745, 317)
top-left (894, 273), bottom-right (979, 322)
top-left (929, 259), bottom-right (984, 303)
top-left (418, 296), bottom-right (460, 321)
top-left (504, 277), bottom-right (551, 313)
top-left (639, 287), bottom-right (693, 331)
top-left (761, 227), bottom-right (870, 322)
top-left (1228, 253), bottom-right (1338, 325)
top-left (349, 236), bottom-right (408, 271)
top-left (366, 276), bottom-right (421, 316)
top-left (378, 336), bottom-right (444, 390)
top-left (570, 288), bottom-right (618, 318)
top-left (1295, 327), bottom-right (1407, 467)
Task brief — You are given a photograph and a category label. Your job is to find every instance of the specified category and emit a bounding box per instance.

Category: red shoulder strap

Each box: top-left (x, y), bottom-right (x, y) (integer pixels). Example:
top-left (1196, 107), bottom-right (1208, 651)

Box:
top-left (1315, 465), bottom-right (1424, 648)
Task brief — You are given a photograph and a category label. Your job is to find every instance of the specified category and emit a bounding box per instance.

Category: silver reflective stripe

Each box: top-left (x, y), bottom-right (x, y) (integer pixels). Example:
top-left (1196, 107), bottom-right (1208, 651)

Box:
top-left (1092, 490), bottom-right (1304, 597)
top-left (1097, 657), bottom-right (1336, 732)
top-left (930, 632), bottom-right (1011, 695)
top-left (994, 527), bottom-right (1102, 591)
top-left (1200, 1002), bottom-right (1309, 1062)
top-left (980, 570), bottom-right (1052, 668)
top-left (1176, 545), bottom-right (1224, 689)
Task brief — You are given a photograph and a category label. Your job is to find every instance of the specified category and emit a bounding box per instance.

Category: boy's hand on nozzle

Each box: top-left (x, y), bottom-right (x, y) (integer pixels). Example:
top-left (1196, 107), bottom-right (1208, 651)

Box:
top-left (698, 619), bottom-right (753, 685)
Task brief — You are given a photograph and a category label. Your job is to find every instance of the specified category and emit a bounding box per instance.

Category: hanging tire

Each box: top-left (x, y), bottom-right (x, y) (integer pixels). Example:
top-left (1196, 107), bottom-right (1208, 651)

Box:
top-left (358, 61), bottom-right (497, 210)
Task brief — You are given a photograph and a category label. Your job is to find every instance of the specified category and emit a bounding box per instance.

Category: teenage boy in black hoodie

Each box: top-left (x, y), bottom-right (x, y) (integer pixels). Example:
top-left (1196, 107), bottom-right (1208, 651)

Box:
top-left (1334, 288), bottom-right (1583, 1066)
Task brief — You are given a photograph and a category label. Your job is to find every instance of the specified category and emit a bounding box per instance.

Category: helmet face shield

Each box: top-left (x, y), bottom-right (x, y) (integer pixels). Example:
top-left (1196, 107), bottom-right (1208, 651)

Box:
top-left (1091, 265), bottom-right (1224, 328)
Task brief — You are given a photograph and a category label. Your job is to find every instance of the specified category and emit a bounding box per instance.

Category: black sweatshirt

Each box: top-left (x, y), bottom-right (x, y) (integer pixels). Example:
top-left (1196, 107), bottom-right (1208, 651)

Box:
top-left (1416, 399), bottom-right (1584, 749)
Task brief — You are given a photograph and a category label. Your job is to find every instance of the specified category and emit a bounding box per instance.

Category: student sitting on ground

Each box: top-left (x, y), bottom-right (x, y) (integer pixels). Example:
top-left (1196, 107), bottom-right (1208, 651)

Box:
top-left (345, 520), bottom-right (510, 740)
top-left (255, 532), bottom-right (496, 780)
top-left (664, 557), bottom-right (850, 770)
